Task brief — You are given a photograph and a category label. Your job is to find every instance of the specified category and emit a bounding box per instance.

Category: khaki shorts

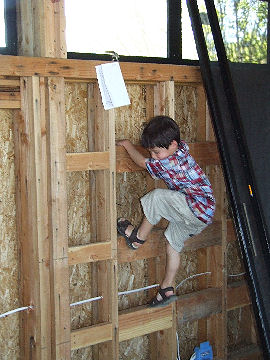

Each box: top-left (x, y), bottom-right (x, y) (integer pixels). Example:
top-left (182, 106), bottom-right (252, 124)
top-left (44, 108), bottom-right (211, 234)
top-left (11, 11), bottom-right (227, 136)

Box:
top-left (140, 188), bottom-right (207, 252)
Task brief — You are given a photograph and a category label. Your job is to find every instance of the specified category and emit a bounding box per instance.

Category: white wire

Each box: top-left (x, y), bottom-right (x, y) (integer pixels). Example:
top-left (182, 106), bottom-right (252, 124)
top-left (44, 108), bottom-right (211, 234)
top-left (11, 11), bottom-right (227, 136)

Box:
top-left (228, 272), bottom-right (245, 277)
top-left (176, 331), bottom-right (181, 360)
top-left (176, 272), bottom-right (211, 290)
top-left (70, 283), bottom-right (160, 309)
top-left (118, 283), bottom-right (159, 296)
top-left (0, 306), bottom-right (33, 319)
top-left (70, 296), bottom-right (103, 307)
top-left (0, 272), bottom-right (223, 319)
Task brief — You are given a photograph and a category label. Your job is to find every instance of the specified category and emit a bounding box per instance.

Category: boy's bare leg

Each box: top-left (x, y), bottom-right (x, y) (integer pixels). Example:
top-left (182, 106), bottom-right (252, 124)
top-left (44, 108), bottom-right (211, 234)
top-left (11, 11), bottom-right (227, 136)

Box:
top-left (156, 242), bottom-right (180, 300)
top-left (137, 216), bottom-right (154, 240)
top-left (122, 216), bottom-right (154, 247)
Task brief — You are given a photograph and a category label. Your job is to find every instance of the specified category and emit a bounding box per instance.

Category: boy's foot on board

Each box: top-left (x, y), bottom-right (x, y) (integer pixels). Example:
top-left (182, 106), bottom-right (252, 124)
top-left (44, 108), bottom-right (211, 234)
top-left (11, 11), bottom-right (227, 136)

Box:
top-left (148, 287), bottom-right (178, 308)
top-left (117, 218), bottom-right (145, 250)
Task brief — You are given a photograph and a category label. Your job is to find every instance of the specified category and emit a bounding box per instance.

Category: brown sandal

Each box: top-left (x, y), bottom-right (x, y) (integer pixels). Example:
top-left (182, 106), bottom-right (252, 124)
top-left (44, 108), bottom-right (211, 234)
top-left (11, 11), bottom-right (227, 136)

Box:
top-left (148, 287), bottom-right (178, 308)
top-left (117, 218), bottom-right (145, 250)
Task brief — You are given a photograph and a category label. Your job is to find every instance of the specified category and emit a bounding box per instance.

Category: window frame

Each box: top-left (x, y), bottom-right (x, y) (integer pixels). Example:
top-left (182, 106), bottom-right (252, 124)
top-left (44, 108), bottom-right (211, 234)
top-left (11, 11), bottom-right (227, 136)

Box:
top-left (67, 0), bottom-right (199, 66)
top-left (1, 0), bottom-right (268, 64)
top-left (0, 0), bottom-right (17, 55)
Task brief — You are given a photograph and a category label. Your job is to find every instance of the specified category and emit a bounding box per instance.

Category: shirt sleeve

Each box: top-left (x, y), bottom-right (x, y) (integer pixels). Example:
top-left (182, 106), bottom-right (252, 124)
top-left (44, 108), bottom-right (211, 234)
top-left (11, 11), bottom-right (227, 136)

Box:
top-left (145, 158), bottom-right (160, 179)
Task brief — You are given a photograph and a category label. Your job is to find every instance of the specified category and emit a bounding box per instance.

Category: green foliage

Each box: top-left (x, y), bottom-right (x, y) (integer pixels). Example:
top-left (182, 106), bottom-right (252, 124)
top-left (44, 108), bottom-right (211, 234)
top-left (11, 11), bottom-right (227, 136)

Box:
top-left (204, 0), bottom-right (268, 63)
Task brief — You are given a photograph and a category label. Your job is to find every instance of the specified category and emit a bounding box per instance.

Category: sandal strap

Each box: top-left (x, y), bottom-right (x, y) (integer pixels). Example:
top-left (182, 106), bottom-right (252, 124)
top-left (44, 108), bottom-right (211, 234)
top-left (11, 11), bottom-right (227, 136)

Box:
top-left (130, 228), bottom-right (145, 245)
top-left (158, 287), bottom-right (175, 300)
top-left (117, 218), bottom-right (132, 230)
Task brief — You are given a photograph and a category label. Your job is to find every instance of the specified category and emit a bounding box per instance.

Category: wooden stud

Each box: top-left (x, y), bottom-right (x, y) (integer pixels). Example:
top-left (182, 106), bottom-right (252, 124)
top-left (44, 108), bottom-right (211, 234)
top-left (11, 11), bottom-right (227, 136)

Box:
top-left (14, 76), bottom-right (51, 359)
top-left (17, 0), bottom-right (66, 58)
top-left (152, 80), bottom-right (177, 359)
top-left (87, 82), bottom-right (99, 360)
top-left (46, 76), bottom-right (71, 359)
top-left (90, 85), bottom-right (119, 359)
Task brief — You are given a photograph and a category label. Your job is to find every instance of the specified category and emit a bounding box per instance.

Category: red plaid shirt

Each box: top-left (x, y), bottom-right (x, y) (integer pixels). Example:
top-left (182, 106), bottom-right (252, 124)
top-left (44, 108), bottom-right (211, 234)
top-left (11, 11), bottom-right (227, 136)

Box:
top-left (145, 141), bottom-right (215, 224)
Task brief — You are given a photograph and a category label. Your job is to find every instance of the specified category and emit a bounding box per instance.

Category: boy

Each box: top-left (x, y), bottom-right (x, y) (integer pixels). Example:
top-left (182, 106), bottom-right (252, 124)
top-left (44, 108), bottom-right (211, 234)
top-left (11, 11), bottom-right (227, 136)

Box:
top-left (117, 116), bottom-right (215, 307)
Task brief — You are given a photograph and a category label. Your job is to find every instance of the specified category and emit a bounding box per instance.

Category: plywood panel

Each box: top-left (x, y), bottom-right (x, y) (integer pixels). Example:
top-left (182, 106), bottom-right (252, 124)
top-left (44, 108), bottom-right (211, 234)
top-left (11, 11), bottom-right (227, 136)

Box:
top-left (0, 109), bottom-right (20, 359)
top-left (175, 85), bottom-right (199, 142)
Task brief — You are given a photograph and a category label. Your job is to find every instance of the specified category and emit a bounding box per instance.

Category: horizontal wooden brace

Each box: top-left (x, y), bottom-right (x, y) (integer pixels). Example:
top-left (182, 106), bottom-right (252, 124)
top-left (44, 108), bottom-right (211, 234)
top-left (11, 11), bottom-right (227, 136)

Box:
top-left (227, 280), bottom-right (251, 310)
top-left (68, 221), bottom-right (221, 265)
top-left (0, 91), bottom-right (20, 100)
top-left (0, 78), bottom-right (20, 87)
top-left (66, 152), bottom-right (110, 171)
top-left (177, 287), bottom-right (221, 323)
top-left (71, 322), bottom-right (112, 349)
top-left (229, 344), bottom-right (262, 359)
top-left (0, 89), bottom-right (20, 108)
top-left (68, 242), bottom-right (112, 265)
top-left (116, 142), bottom-right (220, 173)
top-left (0, 99), bottom-right (20, 108)
top-left (0, 55), bottom-right (202, 82)
top-left (70, 281), bottom-right (250, 350)
top-left (118, 305), bottom-right (172, 342)
top-left (177, 281), bottom-right (249, 322)
top-left (118, 221), bottom-right (221, 263)
top-left (71, 306), bottom-right (172, 350)
top-left (68, 219), bottom-right (235, 266)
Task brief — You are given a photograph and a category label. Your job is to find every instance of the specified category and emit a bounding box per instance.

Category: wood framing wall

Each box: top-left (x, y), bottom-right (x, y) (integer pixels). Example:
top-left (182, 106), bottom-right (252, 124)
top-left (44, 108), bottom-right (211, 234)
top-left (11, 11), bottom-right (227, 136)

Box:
top-left (0, 56), bottom-right (263, 360)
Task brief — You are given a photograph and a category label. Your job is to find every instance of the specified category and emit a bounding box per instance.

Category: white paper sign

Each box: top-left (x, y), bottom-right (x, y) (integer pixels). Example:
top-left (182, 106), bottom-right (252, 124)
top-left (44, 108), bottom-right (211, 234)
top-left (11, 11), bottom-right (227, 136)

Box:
top-left (95, 62), bottom-right (130, 110)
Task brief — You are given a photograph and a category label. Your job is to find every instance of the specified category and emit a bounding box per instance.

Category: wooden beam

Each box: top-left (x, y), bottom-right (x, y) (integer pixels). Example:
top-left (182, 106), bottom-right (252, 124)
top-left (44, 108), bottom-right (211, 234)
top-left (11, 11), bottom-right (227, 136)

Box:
top-left (227, 281), bottom-right (251, 310)
top-left (184, 220), bottom-right (221, 250)
top-left (118, 221), bottom-right (221, 263)
top-left (119, 306), bottom-right (172, 342)
top-left (177, 288), bottom-right (221, 323)
top-left (229, 344), bottom-right (262, 360)
top-left (68, 221), bottom-right (221, 265)
top-left (71, 322), bottom-right (112, 350)
top-left (17, 0), bottom-right (66, 58)
top-left (14, 77), bottom-right (51, 360)
top-left (227, 218), bottom-right (237, 242)
top-left (0, 100), bottom-right (21, 108)
top-left (189, 142), bottom-right (220, 166)
top-left (0, 90), bottom-right (20, 109)
top-left (68, 242), bottom-right (112, 265)
top-left (66, 151), bottom-right (110, 171)
top-left (71, 306), bottom-right (172, 350)
top-left (177, 282), bottom-right (251, 324)
top-left (116, 145), bottom-right (149, 172)
top-left (0, 55), bottom-right (201, 82)
top-left (116, 142), bottom-right (220, 173)
top-left (14, 76), bottom-right (51, 359)
top-left (46, 77), bottom-right (71, 359)
top-left (0, 79), bottom-right (20, 87)
top-left (70, 281), bottom-right (250, 351)
top-left (0, 91), bottom-right (20, 100)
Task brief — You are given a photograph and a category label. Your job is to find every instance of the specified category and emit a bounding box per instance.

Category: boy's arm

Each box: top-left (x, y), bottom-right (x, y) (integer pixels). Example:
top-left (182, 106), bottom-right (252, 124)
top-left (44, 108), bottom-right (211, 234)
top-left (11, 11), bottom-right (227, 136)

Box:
top-left (117, 139), bottom-right (147, 169)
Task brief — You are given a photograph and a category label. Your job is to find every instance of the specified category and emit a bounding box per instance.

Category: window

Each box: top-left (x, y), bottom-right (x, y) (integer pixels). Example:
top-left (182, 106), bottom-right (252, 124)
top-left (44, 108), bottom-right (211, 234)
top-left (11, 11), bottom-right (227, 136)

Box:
top-left (0, 0), bottom-right (5, 47)
top-left (66, 0), bottom-right (269, 65)
top-left (197, 0), bottom-right (269, 64)
top-left (0, 0), bottom-right (17, 55)
top-left (1, 0), bottom-right (268, 64)
top-left (66, 0), bottom-right (199, 64)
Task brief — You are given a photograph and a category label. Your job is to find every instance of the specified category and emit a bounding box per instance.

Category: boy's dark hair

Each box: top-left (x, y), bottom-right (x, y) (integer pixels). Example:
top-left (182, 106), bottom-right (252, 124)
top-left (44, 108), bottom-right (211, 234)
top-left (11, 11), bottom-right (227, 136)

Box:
top-left (141, 116), bottom-right (181, 149)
